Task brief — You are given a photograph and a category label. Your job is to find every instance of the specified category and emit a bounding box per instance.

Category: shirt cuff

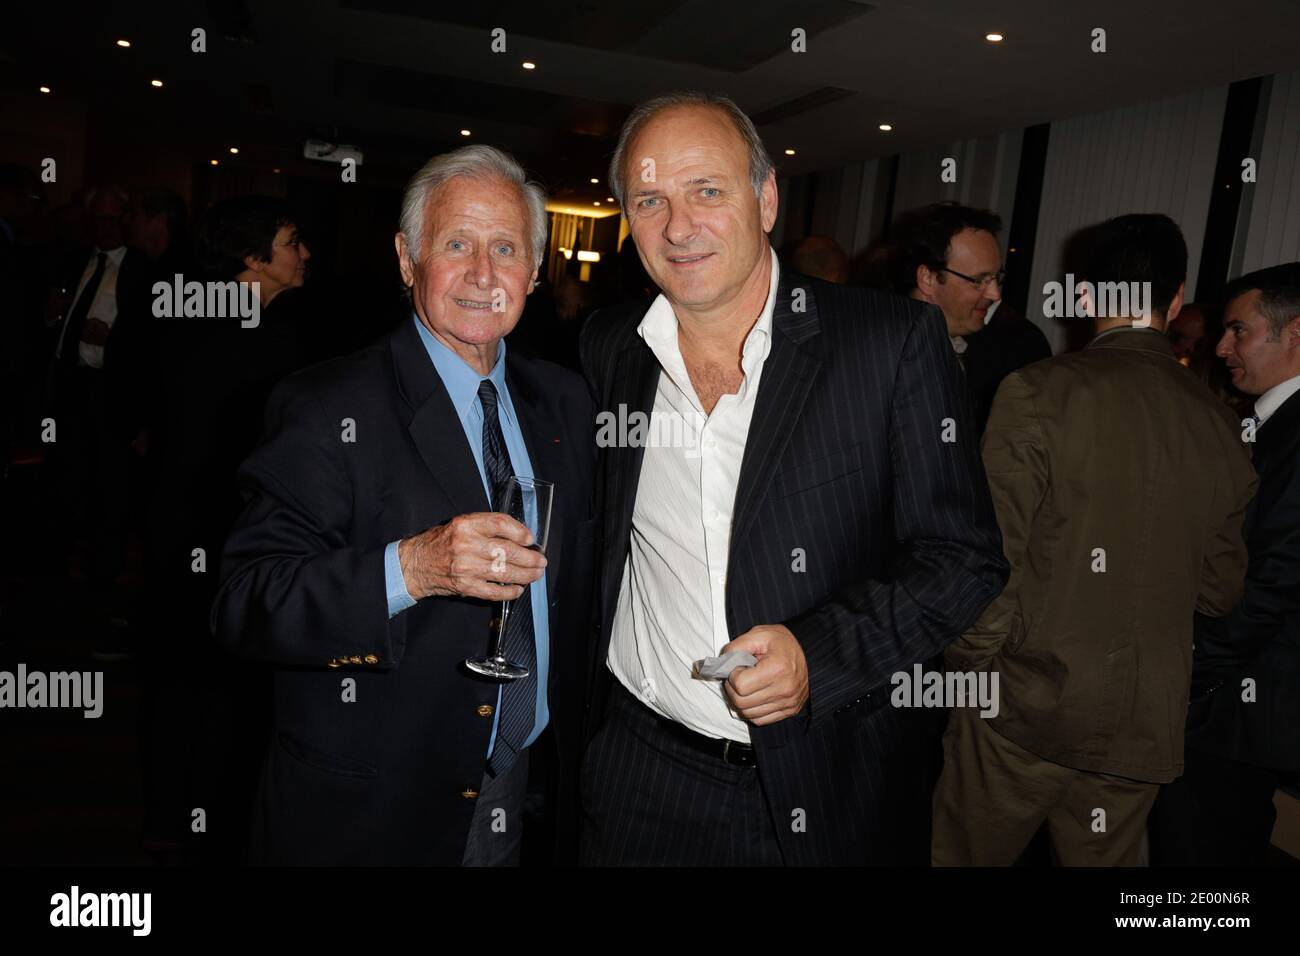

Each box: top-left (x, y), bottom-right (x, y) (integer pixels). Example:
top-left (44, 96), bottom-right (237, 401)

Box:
top-left (384, 540), bottom-right (417, 618)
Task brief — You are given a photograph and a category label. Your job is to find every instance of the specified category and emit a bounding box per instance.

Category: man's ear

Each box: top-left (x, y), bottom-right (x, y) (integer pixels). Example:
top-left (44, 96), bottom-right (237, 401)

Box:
top-left (915, 264), bottom-right (938, 302)
top-left (1165, 281), bottom-right (1186, 325)
top-left (1287, 315), bottom-right (1300, 353)
top-left (527, 265), bottom-right (538, 295)
top-left (242, 254), bottom-right (265, 274)
top-left (759, 170), bottom-right (779, 234)
top-left (395, 232), bottom-right (415, 288)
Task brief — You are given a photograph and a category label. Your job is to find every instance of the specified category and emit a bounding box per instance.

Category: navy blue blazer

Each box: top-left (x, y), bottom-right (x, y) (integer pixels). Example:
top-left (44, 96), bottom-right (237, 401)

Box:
top-left (212, 316), bottom-right (596, 864)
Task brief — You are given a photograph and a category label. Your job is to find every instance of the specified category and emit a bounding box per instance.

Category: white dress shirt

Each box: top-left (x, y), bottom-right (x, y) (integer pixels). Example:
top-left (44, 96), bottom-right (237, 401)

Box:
top-left (56, 245), bottom-right (128, 369)
top-left (607, 248), bottom-right (779, 743)
top-left (1254, 372), bottom-right (1300, 425)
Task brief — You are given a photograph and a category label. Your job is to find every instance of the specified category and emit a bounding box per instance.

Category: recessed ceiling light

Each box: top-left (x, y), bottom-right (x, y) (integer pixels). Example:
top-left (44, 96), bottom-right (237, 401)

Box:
top-left (229, 147), bottom-right (239, 154)
top-left (38, 86), bottom-right (51, 94)
top-left (460, 129), bottom-right (471, 136)
top-left (593, 201), bottom-right (600, 206)
top-left (273, 168), bottom-right (281, 174)
top-left (879, 124), bottom-right (893, 131)
top-left (606, 197), bottom-right (614, 202)
top-left (150, 79), bottom-right (163, 88)
top-left (590, 178), bottom-right (599, 184)
top-left (116, 39), bottom-right (131, 48)
top-left (784, 148), bottom-right (796, 156)
top-left (985, 33), bottom-right (1004, 43)
top-left (522, 61), bottom-right (536, 70)
top-left (210, 159), bottom-right (219, 166)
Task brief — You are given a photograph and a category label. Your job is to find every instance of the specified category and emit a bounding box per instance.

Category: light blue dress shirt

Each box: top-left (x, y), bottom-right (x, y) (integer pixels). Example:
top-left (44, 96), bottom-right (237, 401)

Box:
top-left (383, 314), bottom-right (550, 755)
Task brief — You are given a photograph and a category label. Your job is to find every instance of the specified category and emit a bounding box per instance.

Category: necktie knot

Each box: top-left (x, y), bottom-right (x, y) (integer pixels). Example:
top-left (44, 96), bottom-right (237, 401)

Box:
top-left (478, 379), bottom-right (499, 411)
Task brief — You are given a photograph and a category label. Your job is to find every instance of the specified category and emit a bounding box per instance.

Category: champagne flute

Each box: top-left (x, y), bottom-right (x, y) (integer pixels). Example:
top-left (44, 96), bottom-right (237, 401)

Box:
top-left (465, 475), bottom-right (553, 680)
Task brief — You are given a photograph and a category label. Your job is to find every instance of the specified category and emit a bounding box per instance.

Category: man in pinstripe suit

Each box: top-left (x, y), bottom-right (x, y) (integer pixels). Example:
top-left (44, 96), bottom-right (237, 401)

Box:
top-left (577, 92), bottom-right (1009, 865)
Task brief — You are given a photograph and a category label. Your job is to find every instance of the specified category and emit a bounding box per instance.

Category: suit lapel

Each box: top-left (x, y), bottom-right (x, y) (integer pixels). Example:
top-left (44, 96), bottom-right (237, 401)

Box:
top-left (598, 331), bottom-right (661, 648)
top-left (393, 319), bottom-right (569, 602)
top-left (391, 317), bottom-right (489, 519)
top-left (593, 275), bottom-right (825, 646)
top-left (727, 273), bottom-right (824, 586)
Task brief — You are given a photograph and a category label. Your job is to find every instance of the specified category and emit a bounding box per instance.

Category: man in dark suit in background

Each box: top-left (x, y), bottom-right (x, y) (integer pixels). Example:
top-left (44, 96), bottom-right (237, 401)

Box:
top-left (127, 195), bottom-right (309, 857)
top-left (212, 144), bottom-right (595, 865)
top-left (890, 202), bottom-right (1052, 436)
top-left (46, 185), bottom-right (154, 651)
top-left (1153, 262), bottom-right (1300, 864)
top-left (579, 92), bottom-right (1008, 866)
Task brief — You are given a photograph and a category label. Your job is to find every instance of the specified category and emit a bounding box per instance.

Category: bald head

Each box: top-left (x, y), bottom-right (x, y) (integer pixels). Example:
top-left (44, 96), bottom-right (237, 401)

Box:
top-left (790, 235), bottom-right (849, 284)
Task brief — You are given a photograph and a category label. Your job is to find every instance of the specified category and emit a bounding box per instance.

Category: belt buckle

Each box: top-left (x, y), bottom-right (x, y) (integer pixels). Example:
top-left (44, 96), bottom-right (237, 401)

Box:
top-left (722, 737), bottom-right (750, 766)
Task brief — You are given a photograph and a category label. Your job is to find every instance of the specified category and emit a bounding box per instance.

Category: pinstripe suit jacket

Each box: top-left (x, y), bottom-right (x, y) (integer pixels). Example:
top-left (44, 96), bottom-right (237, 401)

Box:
top-left (579, 268), bottom-right (1010, 864)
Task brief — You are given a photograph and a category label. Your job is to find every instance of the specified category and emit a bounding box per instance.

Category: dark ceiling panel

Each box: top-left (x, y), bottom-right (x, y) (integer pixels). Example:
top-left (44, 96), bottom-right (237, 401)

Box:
top-left (627, 0), bottom-right (876, 72)
top-left (11, 0), bottom-right (1300, 178)
top-left (751, 87), bottom-right (857, 126)
top-left (342, 0), bottom-right (875, 71)
top-left (341, 0), bottom-right (686, 50)
top-left (206, 0), bottom-right (258, 44)
top-left (334, 58), bottom-right (630, 138)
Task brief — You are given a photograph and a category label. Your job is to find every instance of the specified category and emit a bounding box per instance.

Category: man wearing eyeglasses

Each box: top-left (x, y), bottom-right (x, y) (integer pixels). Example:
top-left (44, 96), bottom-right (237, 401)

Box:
top-left (891, 202), bottom-right (1050, 436)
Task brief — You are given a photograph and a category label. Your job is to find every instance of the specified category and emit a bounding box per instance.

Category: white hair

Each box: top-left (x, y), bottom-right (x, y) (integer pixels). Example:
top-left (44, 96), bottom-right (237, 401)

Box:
top-left (399, 144), bottom-right (547, 267)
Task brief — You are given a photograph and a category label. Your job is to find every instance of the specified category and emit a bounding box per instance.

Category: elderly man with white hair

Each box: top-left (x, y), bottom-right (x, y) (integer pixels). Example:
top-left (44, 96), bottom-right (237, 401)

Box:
top-left (213, 144), bottom-right (596, 866)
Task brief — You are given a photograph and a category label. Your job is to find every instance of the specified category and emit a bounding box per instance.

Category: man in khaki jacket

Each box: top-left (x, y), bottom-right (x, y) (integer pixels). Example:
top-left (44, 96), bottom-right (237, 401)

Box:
top-left (932, 214), bottom-right (1256, 866)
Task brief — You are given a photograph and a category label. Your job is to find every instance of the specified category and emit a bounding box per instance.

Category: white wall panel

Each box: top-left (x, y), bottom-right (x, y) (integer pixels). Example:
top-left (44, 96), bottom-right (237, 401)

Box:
top-left (1233, 68), bottom-right (1300, 275)
top-left (1027, 86), bottom-right (1227, 352)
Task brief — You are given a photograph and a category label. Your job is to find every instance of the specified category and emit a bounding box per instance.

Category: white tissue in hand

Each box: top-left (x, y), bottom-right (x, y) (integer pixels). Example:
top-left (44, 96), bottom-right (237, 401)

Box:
top-left (692, 650), bottom-right (758, 680)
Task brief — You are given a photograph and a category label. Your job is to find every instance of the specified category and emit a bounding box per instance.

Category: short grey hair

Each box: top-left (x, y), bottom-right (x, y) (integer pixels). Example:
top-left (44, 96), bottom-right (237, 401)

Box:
top-left (399, 144), bottom-right (547, 267)
top-left (608, 91), bottom-right (774, 211)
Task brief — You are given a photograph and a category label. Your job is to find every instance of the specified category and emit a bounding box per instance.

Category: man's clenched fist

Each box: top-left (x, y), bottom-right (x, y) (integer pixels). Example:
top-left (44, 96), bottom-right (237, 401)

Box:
top-left (721, 624), bottom-right (810, 725)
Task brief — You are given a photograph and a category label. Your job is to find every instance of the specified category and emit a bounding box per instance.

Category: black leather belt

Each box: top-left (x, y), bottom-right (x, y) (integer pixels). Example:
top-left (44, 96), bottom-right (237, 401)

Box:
top-left (626, 688), bottom-right (757, 768)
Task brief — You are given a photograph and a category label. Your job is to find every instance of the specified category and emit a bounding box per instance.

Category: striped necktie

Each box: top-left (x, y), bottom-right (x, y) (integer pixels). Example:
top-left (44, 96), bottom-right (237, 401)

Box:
top-left (478, 379), bottom-right (537, 777)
